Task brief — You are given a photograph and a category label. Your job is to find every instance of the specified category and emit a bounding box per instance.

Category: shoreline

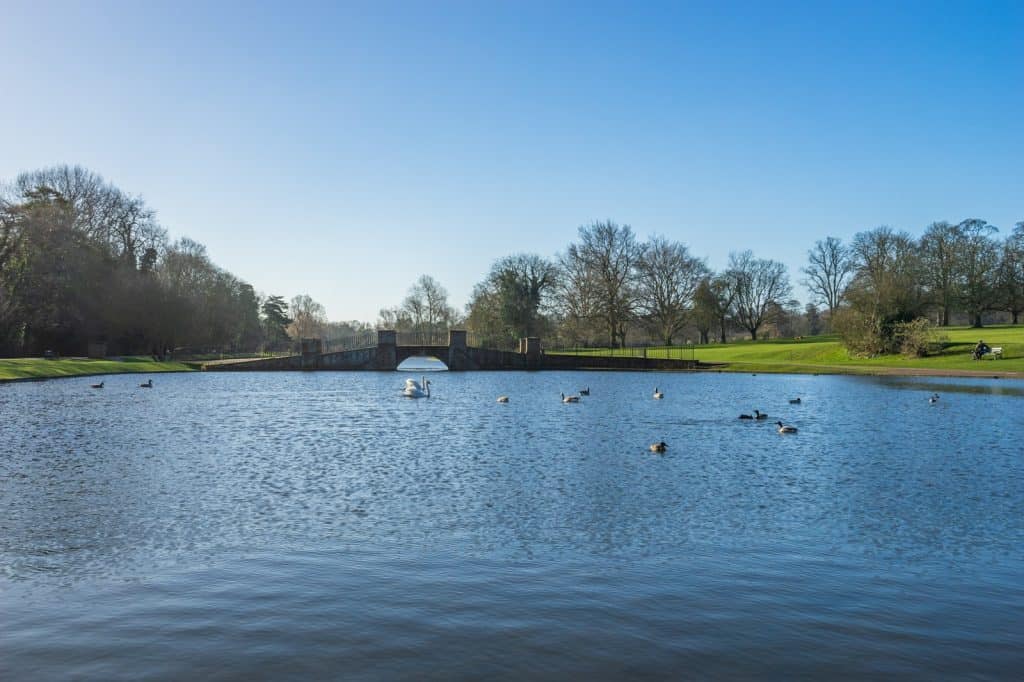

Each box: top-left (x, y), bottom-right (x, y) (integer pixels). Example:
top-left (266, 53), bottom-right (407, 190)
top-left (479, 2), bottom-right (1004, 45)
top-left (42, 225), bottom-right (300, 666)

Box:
top-left (711, 363), bottom-right (1023, 379)
top-left (4, 361), bottom-right (1020, 382)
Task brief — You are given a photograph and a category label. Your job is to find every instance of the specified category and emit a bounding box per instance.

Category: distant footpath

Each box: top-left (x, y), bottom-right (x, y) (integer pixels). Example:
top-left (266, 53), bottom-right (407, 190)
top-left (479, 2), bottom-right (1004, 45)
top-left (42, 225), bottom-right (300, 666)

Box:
top-left (552, 326), bottom-right (1024, 379)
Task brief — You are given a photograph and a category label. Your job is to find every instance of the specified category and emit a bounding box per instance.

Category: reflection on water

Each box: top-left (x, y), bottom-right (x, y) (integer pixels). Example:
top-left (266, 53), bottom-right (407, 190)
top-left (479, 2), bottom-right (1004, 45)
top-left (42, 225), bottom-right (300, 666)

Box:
top-left (1, 371), bottom-right (1022, 677)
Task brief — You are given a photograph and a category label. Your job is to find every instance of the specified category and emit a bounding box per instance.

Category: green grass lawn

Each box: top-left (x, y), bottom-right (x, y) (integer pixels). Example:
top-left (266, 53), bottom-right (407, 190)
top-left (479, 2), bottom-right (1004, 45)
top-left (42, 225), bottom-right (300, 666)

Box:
top-left (0, 357), bottom-right (195, 381)
top-left (551, 325), bottom-right (1024, 375)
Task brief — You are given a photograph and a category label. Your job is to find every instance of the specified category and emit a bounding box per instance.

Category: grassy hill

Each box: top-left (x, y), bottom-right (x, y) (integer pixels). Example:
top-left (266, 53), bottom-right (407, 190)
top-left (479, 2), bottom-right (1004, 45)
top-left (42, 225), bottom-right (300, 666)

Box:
top-left (553, 325), bottom-right (1024, 376)
top-left (0, 357), bottom-right (194, 381)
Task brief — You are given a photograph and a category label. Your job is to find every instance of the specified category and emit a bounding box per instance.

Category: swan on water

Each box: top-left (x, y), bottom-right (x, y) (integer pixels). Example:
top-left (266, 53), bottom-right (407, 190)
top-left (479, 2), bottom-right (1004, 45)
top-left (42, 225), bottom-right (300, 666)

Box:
top-left (649, 441), bottom-right (668, 453)
top-left (496, 396), bottom-right (509, 403)
top-left (402, 376), bottom-right (431, 398)
top-left (928, 393), bottom-right (939, 404)
top-left (789, 398), bottom-right (801, 404)
top-left (653, 387), bottom-right (664, 399)
top-left (90, 381), bottom-right (104, 389)
top-left (754, 409), bottom-right (767, 420)
top-left (140, 379), bottom-right (153, 388)
top-left (579, 387), bottom-right (590, 396)
top-left (561, 392), bottom-right (580, 403)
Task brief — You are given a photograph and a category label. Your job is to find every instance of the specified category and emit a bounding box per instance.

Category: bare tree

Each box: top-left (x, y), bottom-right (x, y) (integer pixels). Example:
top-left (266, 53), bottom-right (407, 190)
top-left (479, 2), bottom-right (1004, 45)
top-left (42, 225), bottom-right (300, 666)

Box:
top-left (837, 226), bottom-right (927, 354)
top-left (562, 221), bottom-right (641, 347)
top-left (289, 294), bottom-right (327, 339)
top-left (635, 236), bottom-right (709, 345)
top-left (726, 250), bottom-right (792, 340)
top-left (401, 275), bottom-right (456, 337)
top-left (801, 236), bottom-right (853, 322)
top-left (997, 222), bottom-right (1024, 324)
top-left (555, 243), bottom-right (599, 346)
top-left (919, 222), bottom-right (960, 326)
top-left (954, 218), bottom-right (1000, 328)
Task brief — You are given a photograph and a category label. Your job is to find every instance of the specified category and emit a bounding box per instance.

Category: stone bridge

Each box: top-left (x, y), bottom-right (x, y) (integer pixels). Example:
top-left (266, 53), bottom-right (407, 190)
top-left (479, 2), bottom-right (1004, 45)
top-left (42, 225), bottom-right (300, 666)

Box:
top-left (205, 330), bottom-right (703, 372)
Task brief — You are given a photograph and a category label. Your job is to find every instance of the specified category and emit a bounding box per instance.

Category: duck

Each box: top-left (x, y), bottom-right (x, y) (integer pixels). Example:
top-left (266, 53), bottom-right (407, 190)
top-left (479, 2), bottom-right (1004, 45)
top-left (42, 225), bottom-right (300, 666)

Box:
top-left (754, 409), bottom-right (768, 420)
top-left (928, 393), bottom-right (939, 404)
top-left (140, 379), bottom-right (153, 388)
top-left (775, 421), bottom-right (798, 434)
top-left (789, 398), bottom-right (801, 404)
top-left (653, 387), bottom-right (664, 399)
top-left (90, 381), bottom-right (104, 389)
top-left (561, 393), bottom-right (580, 403)
top-left (579, 387), bottom-right (590, 396)
top-left (649, 441), bottom-right (668, 453)
top-left (496, 396), bottom-right (509, 403)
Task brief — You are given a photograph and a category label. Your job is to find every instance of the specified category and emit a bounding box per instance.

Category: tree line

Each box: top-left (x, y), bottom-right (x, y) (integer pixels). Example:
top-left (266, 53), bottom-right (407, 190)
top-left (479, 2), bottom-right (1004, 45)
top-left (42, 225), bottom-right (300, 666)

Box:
top-left (3, 165), bottom-right (1020, 358)
top-left (383, 218), bottom-right (1023, 356)
top-left (0, 166), bottom-right (344, 357)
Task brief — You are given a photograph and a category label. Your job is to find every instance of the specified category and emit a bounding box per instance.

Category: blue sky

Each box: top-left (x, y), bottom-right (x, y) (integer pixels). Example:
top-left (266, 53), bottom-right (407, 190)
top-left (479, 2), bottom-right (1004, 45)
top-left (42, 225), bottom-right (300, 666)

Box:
top-left (2, 1), bottom-right (1021, 322)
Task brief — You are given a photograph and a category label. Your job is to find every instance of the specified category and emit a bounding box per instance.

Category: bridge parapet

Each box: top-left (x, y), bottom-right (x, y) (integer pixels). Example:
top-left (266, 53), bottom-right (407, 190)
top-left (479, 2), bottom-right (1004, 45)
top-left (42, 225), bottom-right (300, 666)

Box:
top-left (206, 330), bottom-right (703, 372)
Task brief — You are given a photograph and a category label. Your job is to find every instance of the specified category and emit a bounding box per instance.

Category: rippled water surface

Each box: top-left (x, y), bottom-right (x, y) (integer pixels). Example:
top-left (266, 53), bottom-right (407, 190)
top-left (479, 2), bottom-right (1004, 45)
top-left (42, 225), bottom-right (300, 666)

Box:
top-left (2, 371), bottom-right (1022, 678)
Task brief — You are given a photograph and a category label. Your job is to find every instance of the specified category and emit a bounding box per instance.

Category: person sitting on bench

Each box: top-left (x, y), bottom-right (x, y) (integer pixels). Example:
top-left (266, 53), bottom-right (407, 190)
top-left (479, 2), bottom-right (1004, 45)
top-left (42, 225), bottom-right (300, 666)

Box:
top-left (972, 340), bottom-right (991, 360)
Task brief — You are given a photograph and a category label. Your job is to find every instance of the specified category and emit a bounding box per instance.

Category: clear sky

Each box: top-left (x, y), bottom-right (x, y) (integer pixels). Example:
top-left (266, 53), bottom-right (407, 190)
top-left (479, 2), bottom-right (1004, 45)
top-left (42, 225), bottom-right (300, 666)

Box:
top-left (2, 1), bottom-right (1021, 322)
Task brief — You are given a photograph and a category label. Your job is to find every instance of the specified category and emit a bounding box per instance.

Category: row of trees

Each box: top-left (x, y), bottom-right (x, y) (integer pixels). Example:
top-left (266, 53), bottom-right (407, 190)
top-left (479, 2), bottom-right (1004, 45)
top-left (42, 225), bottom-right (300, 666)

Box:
top-left (804, 221), bottom-right (1024, 354)
top-left (0, 166), bottom-right (332, 357)
top-left (398, 218), bottom-right (1023, 355)
top-left (451, 221), bottom-right (795, 349)
top-left (4, 165), bottom-right (1019, 359)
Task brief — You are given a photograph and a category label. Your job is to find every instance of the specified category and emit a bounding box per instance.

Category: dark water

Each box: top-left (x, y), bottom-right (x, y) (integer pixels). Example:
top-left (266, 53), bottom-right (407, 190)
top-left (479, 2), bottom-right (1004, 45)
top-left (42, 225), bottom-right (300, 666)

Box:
top-left (1, 371), bottom-right (1022, 679)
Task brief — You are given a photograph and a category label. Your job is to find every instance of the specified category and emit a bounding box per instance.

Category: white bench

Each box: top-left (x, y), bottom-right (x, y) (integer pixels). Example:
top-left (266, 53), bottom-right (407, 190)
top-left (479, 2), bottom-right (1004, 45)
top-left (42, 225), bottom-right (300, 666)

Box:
top-left (990, 346), bottom-right (1003, 359)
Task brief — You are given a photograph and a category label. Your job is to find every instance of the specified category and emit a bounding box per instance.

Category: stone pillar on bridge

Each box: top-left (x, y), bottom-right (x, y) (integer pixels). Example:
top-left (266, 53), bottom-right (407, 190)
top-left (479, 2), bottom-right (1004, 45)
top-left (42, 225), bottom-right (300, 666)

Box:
top-left (300, 338), bottom-right (322, 370)
top-left (376, 329), bottom-right (397, 370)
top-left (522, 337), bottom-right (542, 369)
top-left (447, 330), bottom-right (467, 371)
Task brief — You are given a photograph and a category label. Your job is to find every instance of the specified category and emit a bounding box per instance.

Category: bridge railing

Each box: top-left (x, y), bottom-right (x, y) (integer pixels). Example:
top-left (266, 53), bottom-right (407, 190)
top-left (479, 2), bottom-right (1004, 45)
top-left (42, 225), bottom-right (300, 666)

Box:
top-left (323, 330), bottom-right (377, 353)
top-left (395, 331), bottom-right (450, 347)
top-left (542, 344), bottom-right (697, 361)
top-left (466, 333), bottom-right (520, 352)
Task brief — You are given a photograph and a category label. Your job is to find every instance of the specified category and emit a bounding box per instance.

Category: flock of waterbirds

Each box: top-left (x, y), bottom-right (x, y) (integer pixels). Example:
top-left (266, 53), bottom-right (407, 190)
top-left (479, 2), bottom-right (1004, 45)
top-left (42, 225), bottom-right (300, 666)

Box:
top-left (88, 378), bottom-right (153, 389)
top-left (489, 381), bottom-right (805, 454)
top-left (85, 374), bottom-right (942, 452)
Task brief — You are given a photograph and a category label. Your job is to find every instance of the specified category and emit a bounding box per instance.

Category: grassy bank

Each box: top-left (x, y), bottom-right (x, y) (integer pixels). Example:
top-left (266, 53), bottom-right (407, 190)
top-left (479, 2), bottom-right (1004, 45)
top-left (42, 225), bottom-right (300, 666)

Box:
top-left (551, 325), bottom-right (1024, 376)
top-left (0, 357), bottom-right (195, 381)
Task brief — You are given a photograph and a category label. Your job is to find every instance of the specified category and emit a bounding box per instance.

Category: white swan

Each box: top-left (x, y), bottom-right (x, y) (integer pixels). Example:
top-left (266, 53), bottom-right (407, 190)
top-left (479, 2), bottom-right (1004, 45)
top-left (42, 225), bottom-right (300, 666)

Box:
top-left (653, 387), bottom-right (664, 399)
top-left (561, 392), bottom-right (580, 403)
top-left (496, 396), bottom-right (509, 403)
top-left (402, 376), bottom-right (431, 398)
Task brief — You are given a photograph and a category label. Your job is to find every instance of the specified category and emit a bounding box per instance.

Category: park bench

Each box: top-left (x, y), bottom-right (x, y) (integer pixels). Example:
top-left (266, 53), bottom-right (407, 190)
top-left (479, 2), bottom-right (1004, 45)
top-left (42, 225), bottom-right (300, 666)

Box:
top-left (990, 346), bottom-right (1003, 359)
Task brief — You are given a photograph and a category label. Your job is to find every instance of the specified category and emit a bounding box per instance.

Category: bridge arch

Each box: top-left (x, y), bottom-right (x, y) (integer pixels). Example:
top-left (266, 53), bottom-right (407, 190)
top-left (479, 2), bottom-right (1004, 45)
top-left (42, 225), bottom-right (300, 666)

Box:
top-left (397, 355), bottom-right (449, 371)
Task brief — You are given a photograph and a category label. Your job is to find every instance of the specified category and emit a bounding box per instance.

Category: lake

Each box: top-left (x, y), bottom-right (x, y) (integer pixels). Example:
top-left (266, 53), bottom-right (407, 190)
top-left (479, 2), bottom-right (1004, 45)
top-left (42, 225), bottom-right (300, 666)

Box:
top-left (1, 370), bottom-right (1022, 678)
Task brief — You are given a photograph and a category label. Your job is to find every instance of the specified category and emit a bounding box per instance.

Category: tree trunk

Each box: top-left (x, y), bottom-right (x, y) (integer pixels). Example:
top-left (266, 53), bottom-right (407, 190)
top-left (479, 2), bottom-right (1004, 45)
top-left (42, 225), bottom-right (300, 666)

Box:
top-left (1013, 310), bottom-right (1020, 325)
top-left (942, 307), bottom-right (949, 327)
top-left (718, 318), bottom-right (727, 344)
top-left (749, 328), bottom-right (758, 341)
top-left (972, 313), bottom-right (983, 328)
